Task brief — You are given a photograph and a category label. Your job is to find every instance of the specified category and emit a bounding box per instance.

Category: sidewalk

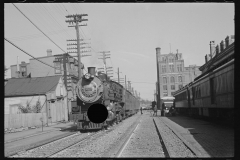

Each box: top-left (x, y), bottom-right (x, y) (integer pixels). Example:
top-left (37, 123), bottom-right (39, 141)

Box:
top-left (4, 121), bottom-right (75, 143)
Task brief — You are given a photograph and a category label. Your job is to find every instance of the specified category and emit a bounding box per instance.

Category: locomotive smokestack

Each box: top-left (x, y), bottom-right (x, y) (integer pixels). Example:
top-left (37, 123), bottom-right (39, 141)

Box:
top-left (88, 67), bottom-right (96, 76)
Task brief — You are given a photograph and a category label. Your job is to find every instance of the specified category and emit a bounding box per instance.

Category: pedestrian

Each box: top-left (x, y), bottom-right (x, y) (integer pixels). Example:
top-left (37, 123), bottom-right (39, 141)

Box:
top-left (162, 103), bottom-right (165, 116)
top-left (154, 106), bottom-right (157, 116)
top-left (151, 101), bottom-right (156, 116)
top-left (140, 107), bottom-right (143, 115)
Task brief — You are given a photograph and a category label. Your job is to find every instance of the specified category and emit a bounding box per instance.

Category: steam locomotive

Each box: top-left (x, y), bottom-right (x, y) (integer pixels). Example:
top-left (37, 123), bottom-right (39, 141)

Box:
top-left (70, 67), bottom-right (140, 130)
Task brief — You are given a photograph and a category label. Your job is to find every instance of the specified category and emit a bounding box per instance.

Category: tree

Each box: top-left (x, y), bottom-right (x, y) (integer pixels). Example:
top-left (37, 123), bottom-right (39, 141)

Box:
top-left (18, 101), bottom-right (32, 113)
top-left (32, 99), bottom-right (42, 113)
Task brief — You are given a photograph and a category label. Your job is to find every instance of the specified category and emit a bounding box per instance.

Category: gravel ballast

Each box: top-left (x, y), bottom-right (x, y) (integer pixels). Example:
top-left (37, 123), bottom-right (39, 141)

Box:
top-left (51, 114), bottom-right (141, 157)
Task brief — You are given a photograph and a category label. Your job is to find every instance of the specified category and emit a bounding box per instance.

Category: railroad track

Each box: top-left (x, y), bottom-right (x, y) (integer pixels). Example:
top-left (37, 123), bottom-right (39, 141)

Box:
top-left (115, 119), bottom-right (141, 157)
top-left (10, 121), bottom-right (123, 158)
top-left (154, 117), bottom-right (200, 158)
top-left (5, 128), bottom-right (62, 144)
top-left (10, 128), bottom-right (105, 158)
top-left (115, 115), bottom-right (199, 158)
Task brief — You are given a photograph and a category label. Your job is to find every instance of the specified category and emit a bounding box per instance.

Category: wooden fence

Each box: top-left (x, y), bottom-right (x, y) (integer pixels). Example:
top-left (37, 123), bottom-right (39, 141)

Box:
top-left (4, 113), bottom-right (47, 129)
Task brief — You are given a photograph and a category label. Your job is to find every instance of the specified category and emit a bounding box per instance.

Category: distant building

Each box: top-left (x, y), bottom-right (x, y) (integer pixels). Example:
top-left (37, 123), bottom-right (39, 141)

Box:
top-left (156, 49), bottom-right (201, 99)
top-left (10, 49), bottom-right (84, 101)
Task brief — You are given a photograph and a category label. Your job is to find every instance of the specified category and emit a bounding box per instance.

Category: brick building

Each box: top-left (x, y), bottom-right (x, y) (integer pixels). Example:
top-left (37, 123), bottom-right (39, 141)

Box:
top-left (155, 49), bottom-right (201, 100)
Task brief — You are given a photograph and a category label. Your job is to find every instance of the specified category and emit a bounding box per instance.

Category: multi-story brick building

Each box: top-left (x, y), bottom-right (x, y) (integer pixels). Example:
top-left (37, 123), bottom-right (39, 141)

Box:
top-left (156, 49), bottom-right (201, 99)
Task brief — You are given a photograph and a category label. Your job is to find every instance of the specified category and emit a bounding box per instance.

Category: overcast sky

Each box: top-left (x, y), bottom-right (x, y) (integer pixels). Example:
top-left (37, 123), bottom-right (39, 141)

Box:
top-left (4, 3), bottom-right (234, 101)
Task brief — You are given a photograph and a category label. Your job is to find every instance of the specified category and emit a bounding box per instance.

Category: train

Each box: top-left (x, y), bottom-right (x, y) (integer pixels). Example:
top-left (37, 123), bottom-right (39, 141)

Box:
top-left (70, 67), bottom-right (140, 130)
top-left (172, 39), bottom-right (234, 125)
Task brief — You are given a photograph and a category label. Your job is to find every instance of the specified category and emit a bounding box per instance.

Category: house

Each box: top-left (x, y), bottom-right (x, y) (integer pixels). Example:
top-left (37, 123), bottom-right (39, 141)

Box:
top-left (10, 49), bottom-right (85, 101)
top-left (4, 75), bottom-right (69, 129)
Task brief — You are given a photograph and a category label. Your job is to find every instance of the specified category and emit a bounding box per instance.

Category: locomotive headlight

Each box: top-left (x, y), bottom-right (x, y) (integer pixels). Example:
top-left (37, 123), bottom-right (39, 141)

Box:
top-left (85, 73), bottom-right (91, 79)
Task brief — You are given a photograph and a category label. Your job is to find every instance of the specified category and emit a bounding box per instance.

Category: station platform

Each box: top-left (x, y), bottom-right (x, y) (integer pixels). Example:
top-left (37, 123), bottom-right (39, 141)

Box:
top-left (144, 110), bottom-right (234, 158)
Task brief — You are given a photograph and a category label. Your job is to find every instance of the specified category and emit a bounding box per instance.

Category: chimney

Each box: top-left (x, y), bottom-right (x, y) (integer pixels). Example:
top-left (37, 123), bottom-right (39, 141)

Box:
top-left (88, 67), bottom-right (96, 76)
top-left (207, 54), bottom-right (211, 61)
top-left (220, 40), bottom-right (225, 52)
top-left (229, 35), bottom-right (235, 45)
top-left (156, 47), bottom-right (161, 57)
top-left (47, 49), bottom-right (52, 56)
top-left (225, 36), bottom-right (229, 47)
top-left (215, 45), bottom-right (219, 55)
top-left (209, 41), bottom-right (215, 57)
top-left (205, 54), bottom-right (208, 63)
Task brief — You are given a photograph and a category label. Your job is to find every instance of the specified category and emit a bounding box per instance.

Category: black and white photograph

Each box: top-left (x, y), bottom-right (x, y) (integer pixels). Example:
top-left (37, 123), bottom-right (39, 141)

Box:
top-left (4, 3), bottom-right (234, 158)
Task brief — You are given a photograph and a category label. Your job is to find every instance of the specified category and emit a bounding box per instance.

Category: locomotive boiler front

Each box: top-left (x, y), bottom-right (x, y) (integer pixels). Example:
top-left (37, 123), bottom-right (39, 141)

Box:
top-left (76, 67), bottom-right (104, 103)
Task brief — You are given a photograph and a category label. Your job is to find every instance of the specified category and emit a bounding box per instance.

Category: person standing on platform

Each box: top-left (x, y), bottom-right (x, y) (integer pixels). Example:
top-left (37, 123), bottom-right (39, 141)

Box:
top-left (151, 101), bottom-right (156, 116)
top-left (162, 103), bottom-right (166, 116)
top-left (154, 105), bottom-right (157, 116)
top-left (140, 107), bottom-right (143, 115)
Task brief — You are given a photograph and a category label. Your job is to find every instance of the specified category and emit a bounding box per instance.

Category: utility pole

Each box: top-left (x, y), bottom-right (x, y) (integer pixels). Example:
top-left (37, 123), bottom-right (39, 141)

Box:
top-left (125, 75), bottom-right (127, 89)
top-left (66, 14), bottom-right (88, 79)
top-left (127, 80), bottom-right (131, 92)
top-left (98, 51), bottom-right (111, 75)
top-left (115, 67), bottom-right (122, 83)
top-left (156, 47), bottom-right (163, 116)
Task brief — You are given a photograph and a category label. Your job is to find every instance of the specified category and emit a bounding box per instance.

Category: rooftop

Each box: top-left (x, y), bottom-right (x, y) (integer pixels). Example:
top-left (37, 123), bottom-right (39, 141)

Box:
top-left (5, 75), bottom-right (62, 97)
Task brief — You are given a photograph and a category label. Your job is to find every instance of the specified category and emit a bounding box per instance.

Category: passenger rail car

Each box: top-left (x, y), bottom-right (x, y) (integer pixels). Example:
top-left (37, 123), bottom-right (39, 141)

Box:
top-left (70, 67), bottom-right (140, 130)
top-left (173, 59), bottom-right (234, 123)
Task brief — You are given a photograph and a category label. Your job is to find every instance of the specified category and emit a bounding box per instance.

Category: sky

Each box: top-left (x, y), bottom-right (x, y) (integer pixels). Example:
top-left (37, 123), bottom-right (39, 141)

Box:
top-left (4, 3), bottom-right (234, 101)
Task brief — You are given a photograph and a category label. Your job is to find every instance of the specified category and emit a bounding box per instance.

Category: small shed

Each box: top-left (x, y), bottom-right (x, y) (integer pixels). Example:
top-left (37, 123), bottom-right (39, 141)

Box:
top-left (4, 76), bottom-right (68, 129)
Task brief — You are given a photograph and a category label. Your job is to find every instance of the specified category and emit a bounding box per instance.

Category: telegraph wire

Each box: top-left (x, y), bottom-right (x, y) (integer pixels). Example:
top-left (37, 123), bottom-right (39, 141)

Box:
top-left (41, 4), bottom-right (73, 39)
top-left (5, 38), bottom-right (66, 72)
top-left (16, 4), bottom-right (68, 50)
top-left (12, 3), bottom-right (67, 54)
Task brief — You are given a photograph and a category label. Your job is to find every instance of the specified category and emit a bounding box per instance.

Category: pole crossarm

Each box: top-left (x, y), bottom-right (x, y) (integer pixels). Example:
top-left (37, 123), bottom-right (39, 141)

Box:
top-left (66, 13), bottom-right (88, 79)
top-left (67, 39), bottom-right (90, 41)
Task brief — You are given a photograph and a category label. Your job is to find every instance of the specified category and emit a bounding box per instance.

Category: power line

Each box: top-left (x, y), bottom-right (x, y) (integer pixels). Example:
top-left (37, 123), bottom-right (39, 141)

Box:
top-left (12, 3), bottom-right (67, 54)
top-left (5, 38), bottom-right (66, 72)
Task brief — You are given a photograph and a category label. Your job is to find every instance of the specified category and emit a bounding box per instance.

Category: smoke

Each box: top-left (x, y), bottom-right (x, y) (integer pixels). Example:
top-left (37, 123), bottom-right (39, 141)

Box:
top-left (83, 40), bottom-right (107, 70)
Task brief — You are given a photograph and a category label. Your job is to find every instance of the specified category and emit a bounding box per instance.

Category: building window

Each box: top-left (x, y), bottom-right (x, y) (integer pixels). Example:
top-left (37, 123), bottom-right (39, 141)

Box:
top-left (162, 65), bottom-right (166, 73)
top-left (169, 65), bottom-right (174, 72)
top-left (171, 92), bottom-right (175, 96)
top-left (178, 76), bottom-right (182, 82)
top-left (163, 77), bottom-right (167, 84)
top-left (163, 85), bottom-right (167, 90)
top-left (170, 76), bottom-right (175, 83)
top-left (162, 57), bottom-right (167, 63)
top-left (179, 84), bottom-right (183, 89)
top-left (171, 85), bottom-right (175, 90)
top-left (163, 92), bottom-right (168, 97)
top-left (169, 57), bottom-right (174, 63)
top-left (177, 64), bottom-right (182, 72)
top-left (21, 66), bottom-right (27, 77)
top-left (55, 62), bottom-right (61, 74)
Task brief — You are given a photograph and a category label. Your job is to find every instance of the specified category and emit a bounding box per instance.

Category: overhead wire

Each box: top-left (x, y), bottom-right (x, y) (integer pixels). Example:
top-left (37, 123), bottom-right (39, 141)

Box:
top-left (12, 4), bottom-right (69, 76)
top-left (5, 38), bottom-right (66, 72)
top-left (41, 4), bottom-right (73, 39)
top-left (12, 3), bottom-right (67, 54)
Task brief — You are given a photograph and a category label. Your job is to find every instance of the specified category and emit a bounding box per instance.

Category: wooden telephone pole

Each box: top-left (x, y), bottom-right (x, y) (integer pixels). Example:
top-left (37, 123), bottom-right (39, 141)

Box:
top-left (66, 14), bottom-right (88, 79)
top-left (98, 51), bottom-right (112, 79)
